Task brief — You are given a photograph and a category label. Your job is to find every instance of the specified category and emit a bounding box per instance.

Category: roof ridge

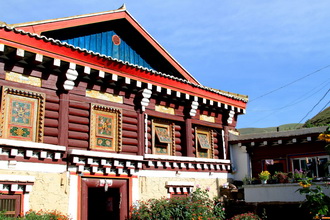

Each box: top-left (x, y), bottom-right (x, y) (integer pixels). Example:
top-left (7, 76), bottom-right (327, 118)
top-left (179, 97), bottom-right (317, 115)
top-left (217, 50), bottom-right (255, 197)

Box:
top-left (10, 7), bottom-right (127, 28)
top-left (0, 24), bottom-right (248, 103)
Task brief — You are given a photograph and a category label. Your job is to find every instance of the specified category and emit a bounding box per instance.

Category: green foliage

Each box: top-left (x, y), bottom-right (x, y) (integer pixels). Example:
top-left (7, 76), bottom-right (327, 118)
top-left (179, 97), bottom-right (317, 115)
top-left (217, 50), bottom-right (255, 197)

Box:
top-left (304, 107), bottom-right (330, 128)
top-left (296, 178), bottom-right (330, 218)
top-left (228, 212), bottom-right (261, 220)
top-left (129, 187), bottom-right (225, 220)
top-left (0, 210), bottom-right (71, 220)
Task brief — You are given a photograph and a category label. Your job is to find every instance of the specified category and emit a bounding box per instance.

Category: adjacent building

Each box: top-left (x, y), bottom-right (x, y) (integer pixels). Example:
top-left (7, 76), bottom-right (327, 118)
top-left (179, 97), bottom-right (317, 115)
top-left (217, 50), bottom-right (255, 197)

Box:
top-left (230, 126), bottom-right (329, 181)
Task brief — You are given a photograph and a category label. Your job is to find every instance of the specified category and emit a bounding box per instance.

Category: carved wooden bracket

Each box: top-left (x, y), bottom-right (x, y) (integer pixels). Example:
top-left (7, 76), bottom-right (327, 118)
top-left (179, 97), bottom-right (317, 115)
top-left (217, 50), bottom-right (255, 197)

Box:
top-left (141, 88), bottom-right (152, 112)
top-left (227, 110), bottom-right (235, 124)
top-left (63, 63), bottom-right (78, 91)
top-left (189, 100), bottom-right (199, 117)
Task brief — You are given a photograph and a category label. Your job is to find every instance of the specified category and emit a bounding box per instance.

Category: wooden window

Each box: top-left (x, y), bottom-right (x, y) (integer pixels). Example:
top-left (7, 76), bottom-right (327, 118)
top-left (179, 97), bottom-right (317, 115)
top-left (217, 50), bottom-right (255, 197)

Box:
top-left (90, 104), bottom-right (122, 152)
top-left (152, 119), bottom-right (174, 155)
top-left (0, 194), bottom-right (21, 217)
top-left (195, 127), bottom-right (214, 159)
top-left (171, 193), bottom-right (188, 198)
top-left (0, 87), bottom-right (45, 142)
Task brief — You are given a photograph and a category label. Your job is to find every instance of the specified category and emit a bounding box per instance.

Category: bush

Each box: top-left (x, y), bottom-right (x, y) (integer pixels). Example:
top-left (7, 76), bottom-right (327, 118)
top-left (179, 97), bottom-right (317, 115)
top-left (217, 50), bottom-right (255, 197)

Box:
top-left (0, 210), bottom-right (71, 220)
top-left (129, 187), bottom-right (225, 220)
top-left (296, 178), bottom-right (330, 218)
top-left (229, 212), bottom-right (261, 220)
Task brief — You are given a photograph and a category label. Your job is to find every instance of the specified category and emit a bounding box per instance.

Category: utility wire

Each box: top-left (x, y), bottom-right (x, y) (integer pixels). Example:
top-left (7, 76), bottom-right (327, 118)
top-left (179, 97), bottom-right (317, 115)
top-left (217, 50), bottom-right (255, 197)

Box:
top-left (316, 100), bottom-right (330, 114)
top-left (270, 80), bottom-right (330, 111)
top-left (249, 64), bottom-right (330, 103)
top-left (297, 88), bottom-right (330, 124)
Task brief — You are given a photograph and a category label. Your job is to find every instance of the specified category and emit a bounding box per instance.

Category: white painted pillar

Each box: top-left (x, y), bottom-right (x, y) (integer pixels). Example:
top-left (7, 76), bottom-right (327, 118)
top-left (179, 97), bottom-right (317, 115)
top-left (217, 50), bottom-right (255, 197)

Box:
top-left (68, 174), bottom-right (79, 220)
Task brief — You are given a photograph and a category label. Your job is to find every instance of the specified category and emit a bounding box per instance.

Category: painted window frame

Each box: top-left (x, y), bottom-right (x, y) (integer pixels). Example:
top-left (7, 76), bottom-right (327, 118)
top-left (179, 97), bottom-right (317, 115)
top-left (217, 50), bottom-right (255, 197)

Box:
top-left (291, 155), bottom-right (330, 178)
top-left (152, 119), bottom-right (174, 156)
top-left (0, 86), bottom-right (45, 142)
top-left (90, 104), bottom-right (122, 152)
top-left (195, 127), bottom-right (214, 159)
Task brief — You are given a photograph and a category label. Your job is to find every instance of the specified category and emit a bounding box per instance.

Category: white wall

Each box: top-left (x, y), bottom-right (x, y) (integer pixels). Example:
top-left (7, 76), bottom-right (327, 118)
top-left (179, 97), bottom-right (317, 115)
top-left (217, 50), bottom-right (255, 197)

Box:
top-left (244, 183), bottom-right (330, 203)
top-left (230, 144), bottom-right (251, 181)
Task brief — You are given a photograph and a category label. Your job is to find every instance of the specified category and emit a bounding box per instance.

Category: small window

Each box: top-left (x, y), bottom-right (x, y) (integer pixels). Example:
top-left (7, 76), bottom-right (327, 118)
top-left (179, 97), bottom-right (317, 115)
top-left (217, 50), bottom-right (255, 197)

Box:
top-left (152, 119), bottom-right (174, 155)
top-left (195, 127), bottom-right (214, 159)
top-left (90, 104), bottom-right (122, 152)
top-left (0, 87), bottom-right (45, 142)
top-left (0, 194), bottom-right (21, 217)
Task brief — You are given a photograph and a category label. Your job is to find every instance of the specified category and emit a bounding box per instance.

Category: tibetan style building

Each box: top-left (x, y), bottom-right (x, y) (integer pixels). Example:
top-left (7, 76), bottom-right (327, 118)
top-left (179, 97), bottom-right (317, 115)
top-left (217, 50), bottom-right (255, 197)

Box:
top-left (0, 6), bottom-right (247, 219)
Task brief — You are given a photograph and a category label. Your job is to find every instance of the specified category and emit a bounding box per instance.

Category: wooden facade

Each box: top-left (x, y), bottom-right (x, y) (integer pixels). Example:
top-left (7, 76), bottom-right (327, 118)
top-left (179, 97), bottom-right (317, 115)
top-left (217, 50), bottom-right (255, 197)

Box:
top-left (230, 126), bottom-right (329, 180)
top-left (0, 7), bottom-right (247, 219)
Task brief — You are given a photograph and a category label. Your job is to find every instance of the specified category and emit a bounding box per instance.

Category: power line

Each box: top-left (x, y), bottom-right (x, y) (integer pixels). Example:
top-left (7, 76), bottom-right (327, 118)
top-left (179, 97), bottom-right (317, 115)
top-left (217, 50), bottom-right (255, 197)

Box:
top-left (269, 79), bottom-right (330, 111)
top-left (316, 100), bottom-right (330, 114)
top-left (249, 64), bottom-right (330, 103)
top-left (297, 88), bottom-right (330, 124)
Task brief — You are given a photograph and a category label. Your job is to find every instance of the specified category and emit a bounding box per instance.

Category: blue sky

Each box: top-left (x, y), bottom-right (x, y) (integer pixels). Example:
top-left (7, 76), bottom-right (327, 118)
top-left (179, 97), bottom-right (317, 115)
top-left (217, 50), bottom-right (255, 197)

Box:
top-left (2, 1), bottom-right (329, 128)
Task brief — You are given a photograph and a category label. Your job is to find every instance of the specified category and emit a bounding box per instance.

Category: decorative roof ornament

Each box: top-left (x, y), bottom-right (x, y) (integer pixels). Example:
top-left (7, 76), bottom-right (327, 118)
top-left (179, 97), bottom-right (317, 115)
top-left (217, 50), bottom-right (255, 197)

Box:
top-left (118, 4), bottom-right (126, 10)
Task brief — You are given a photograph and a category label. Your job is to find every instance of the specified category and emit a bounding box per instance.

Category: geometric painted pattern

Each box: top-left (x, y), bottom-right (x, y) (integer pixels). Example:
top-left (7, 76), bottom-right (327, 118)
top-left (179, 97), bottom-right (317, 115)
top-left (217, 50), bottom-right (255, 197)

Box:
top-left (90, 104), bottom-right (122, 152)
top-left (195, 127), bottom-right (214, 159)
top-left (152, 119), bottom-right (174, 156)
top-left (0, 87), bottom-right (45, 142)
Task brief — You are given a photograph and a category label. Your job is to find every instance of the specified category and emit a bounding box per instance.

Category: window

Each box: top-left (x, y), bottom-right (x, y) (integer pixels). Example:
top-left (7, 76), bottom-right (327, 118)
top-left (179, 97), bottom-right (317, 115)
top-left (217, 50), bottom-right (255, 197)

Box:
top-left (0, 194), bottom-right (21, 217)
top-left (165, 182), bottom-right (193, 198)
top-left (152, 119), bottom-right (174, 155)
top-left (292, 156), bottom-right (330, 177)
top-left (195, 127), bottom-right (214, 159)
top-left (90, 104), bottom-right (122, 152)
top-left (0, 87), bottom-right (45, 142)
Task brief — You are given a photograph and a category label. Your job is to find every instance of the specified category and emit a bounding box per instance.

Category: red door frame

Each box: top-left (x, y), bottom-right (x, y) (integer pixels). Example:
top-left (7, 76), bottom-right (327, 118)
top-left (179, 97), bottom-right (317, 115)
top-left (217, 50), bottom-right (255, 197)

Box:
top-left (81, 178), bottom-right (128, 220)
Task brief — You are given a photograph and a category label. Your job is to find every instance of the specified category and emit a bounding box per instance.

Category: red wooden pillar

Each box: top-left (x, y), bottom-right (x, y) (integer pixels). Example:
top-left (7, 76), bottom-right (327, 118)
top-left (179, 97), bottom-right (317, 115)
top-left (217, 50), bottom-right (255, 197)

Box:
top-left (137, 110), bottom-right (145, 155)
top-left (58, 92), bottom-right (69, 147)
top-left (185, 118), bottom-right (194, 157)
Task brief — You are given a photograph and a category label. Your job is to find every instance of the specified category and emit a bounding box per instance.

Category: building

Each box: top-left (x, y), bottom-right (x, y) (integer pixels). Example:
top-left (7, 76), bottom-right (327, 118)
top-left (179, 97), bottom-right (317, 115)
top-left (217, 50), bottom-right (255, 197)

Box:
top-left (0, 6), bottom-right (247, 219)
top-left (230, 126), bottom-right (329, 181)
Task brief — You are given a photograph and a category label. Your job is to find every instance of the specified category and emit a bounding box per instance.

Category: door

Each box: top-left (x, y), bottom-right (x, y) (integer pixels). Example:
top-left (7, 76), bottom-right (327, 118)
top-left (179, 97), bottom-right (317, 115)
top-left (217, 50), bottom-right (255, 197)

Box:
top-left (88, 188), bottom-right (120, 219)
top-left (81, 178), bottom-right (128, 220)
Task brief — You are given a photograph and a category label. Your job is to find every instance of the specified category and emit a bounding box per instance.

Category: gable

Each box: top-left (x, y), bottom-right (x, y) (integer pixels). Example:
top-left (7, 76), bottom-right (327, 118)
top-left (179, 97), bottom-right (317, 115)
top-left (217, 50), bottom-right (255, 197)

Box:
top-left (57, 29), bottom-right (153, 70)
top-left (12, 9), bottom-right (200, 84)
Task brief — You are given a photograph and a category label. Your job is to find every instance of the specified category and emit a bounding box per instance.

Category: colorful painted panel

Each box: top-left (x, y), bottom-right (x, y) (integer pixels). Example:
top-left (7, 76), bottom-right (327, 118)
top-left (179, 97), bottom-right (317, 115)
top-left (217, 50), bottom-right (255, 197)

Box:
top-left (152, 119), bottom-right (173, 156)
top-left (8, 96), bottom-right (36, 140)
top-left (197, 133), bottom-right (211, 149)
top-left (0, 87), bottom-right (45, 142)
top-left (195, 128), bottom-right (214, 159)
top-left (90, 104), bottom-right (122, 152)
top-left (155, 145), bottom-right (168, 154)
top-left (155, 126), bottom-right (171, 144)
top-left (198, 151), bottom-right (209, 158)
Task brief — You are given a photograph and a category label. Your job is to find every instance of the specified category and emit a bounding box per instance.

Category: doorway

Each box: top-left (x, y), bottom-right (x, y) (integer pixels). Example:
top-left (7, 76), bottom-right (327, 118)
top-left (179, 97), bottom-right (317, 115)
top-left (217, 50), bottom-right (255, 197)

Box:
top-left (88, 187), bottom-right (120, 220)
top-left (81, 178), bottom-right (128, 220)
